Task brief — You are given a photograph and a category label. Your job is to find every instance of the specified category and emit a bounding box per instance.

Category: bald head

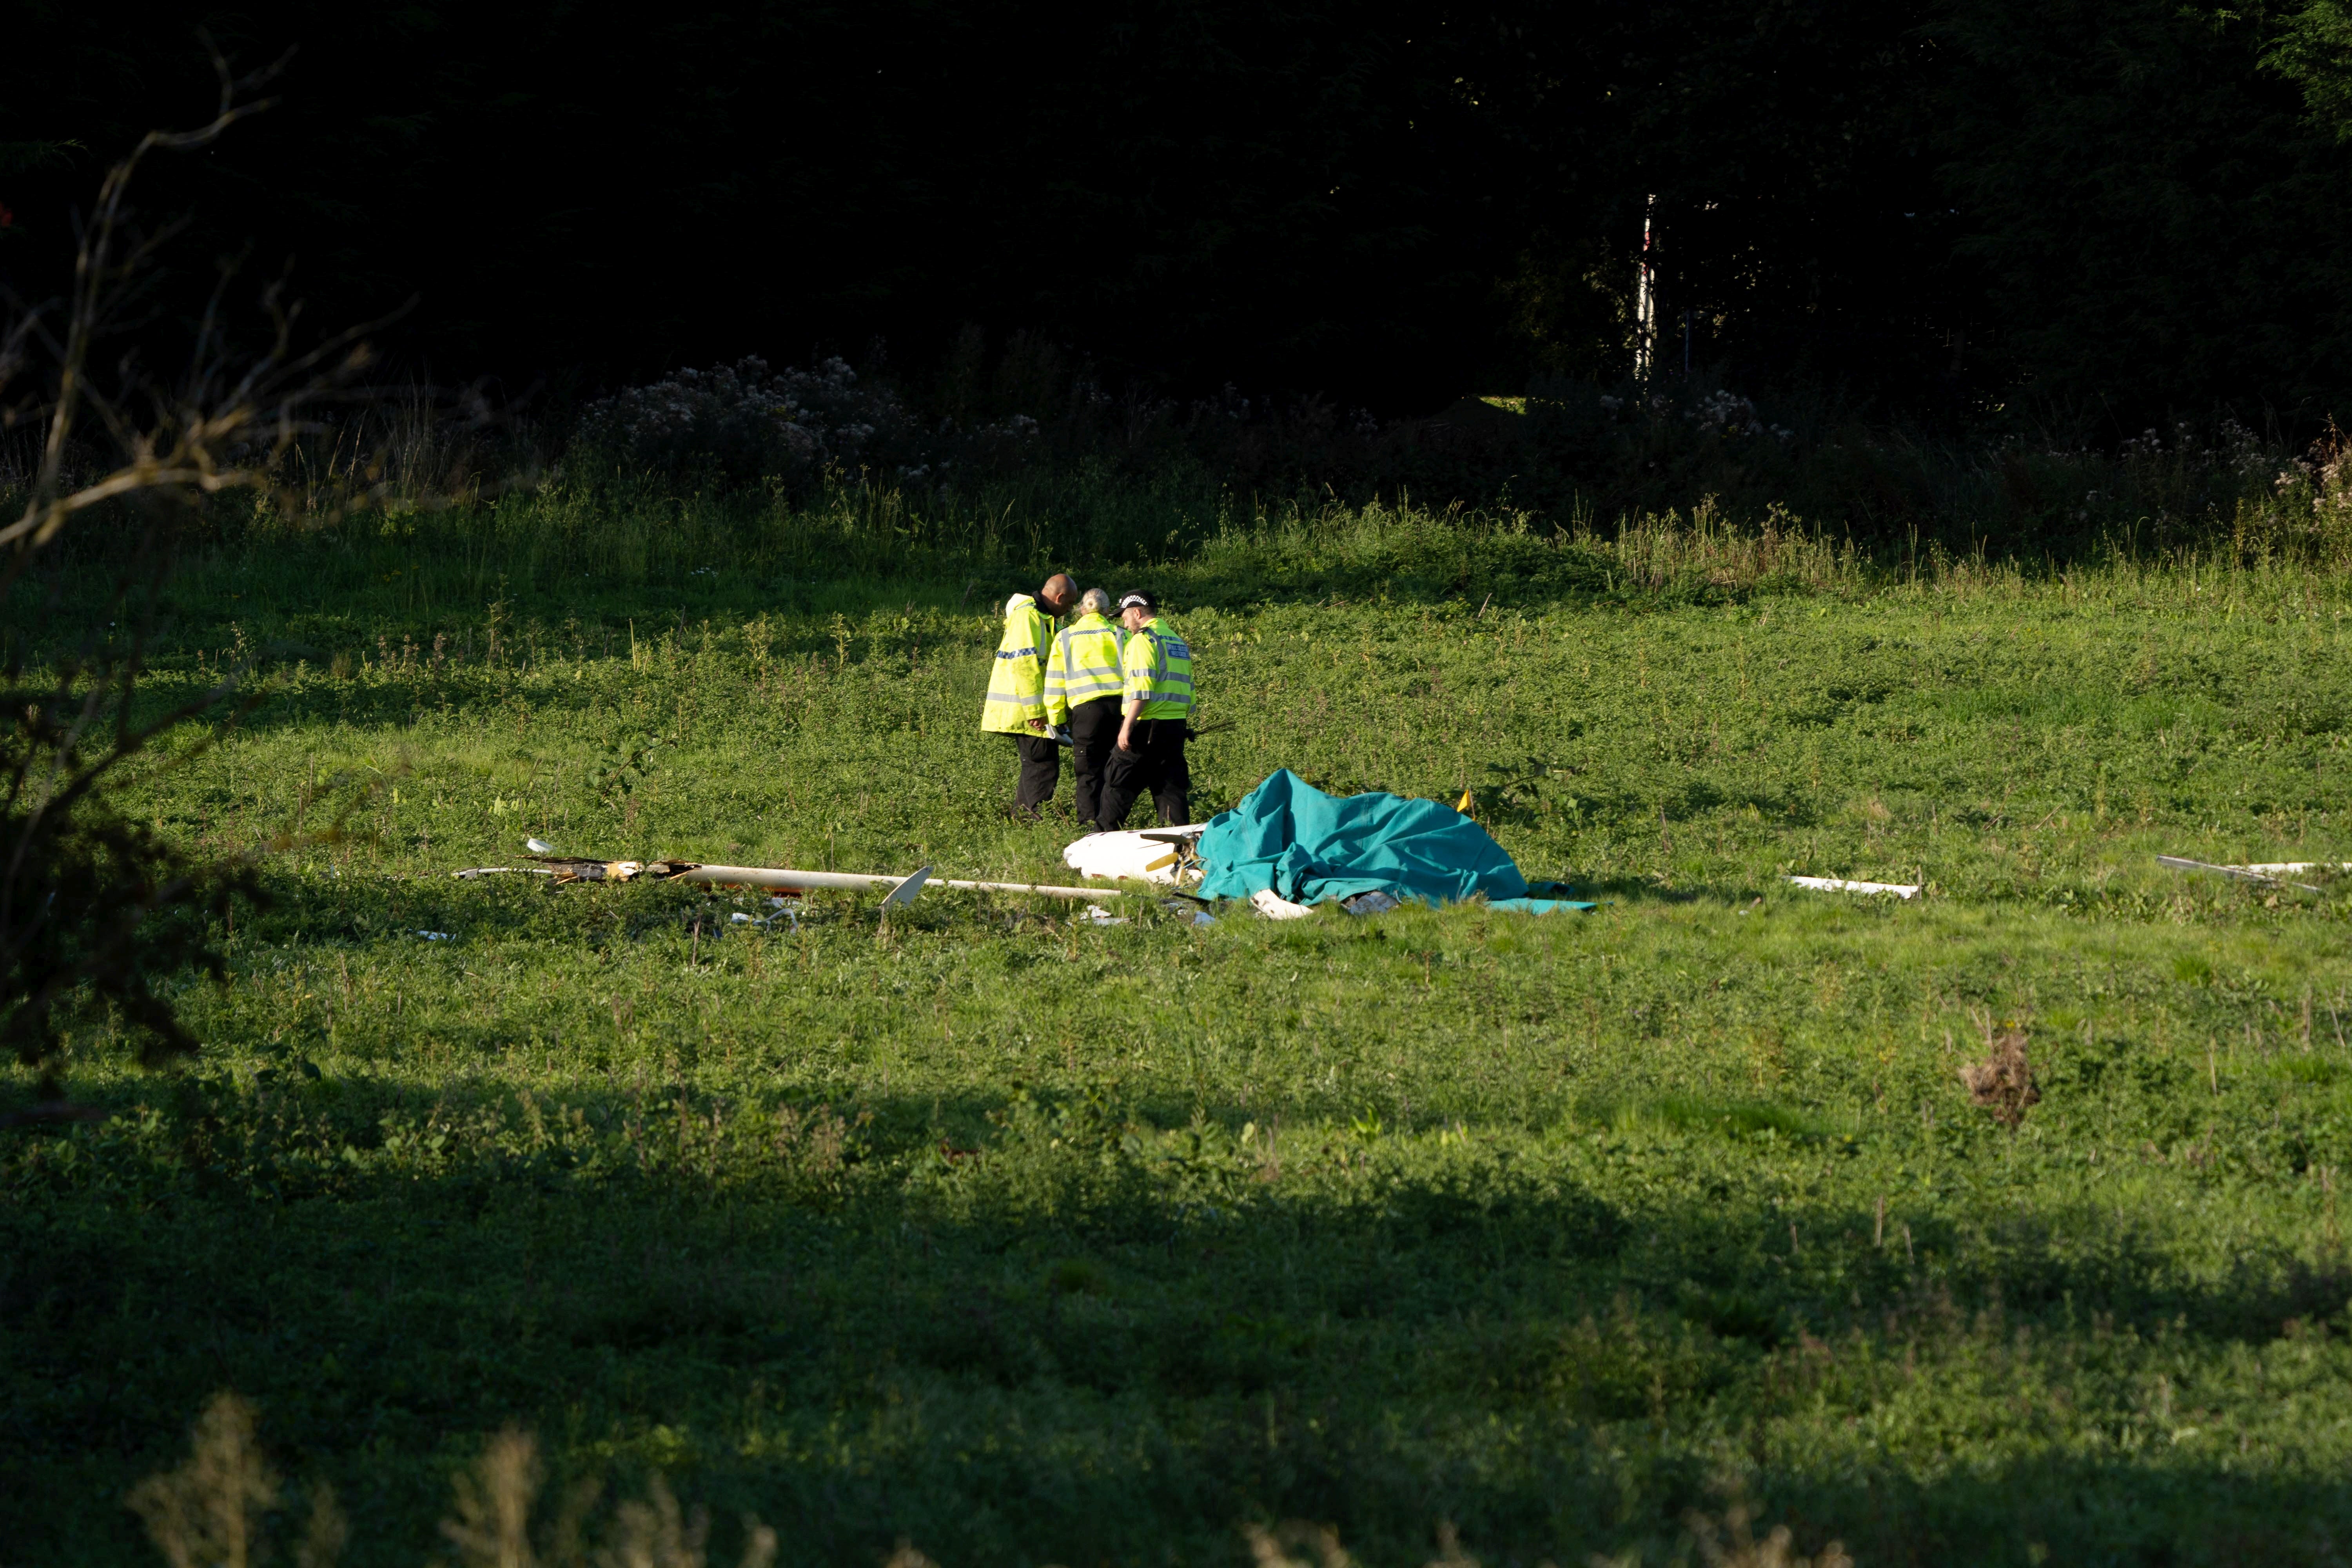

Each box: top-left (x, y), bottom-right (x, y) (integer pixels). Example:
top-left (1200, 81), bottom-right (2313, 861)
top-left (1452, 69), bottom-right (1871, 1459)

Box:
top-left (1040, 574), bottom-right (1076, 616)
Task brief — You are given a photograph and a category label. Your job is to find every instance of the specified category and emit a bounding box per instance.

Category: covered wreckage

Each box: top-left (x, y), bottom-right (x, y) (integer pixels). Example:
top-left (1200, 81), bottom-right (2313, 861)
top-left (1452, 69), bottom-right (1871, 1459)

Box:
top-left (455, 772), bottom-right (1588, 922)
top-left (1068, 769), bottom-right (1592, 915)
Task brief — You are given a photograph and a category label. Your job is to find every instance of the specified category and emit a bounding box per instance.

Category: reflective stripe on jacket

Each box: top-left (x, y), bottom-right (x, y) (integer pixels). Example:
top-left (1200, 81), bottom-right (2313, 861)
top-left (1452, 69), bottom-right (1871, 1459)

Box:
top-left (1044, 613), bottom-right (1125, 725)
top-left (982, 593), bottom-right (1055, 733)
top-left (1121, 614), bottom-right (1194, 720)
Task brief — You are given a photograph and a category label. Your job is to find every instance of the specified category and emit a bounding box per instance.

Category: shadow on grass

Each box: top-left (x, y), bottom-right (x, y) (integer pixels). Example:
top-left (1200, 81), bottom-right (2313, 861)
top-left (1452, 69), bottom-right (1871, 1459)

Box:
top-left (85, 525), bottom-right (1740, 695)
top-left (9, 1064), bottom-right (2352, 1566)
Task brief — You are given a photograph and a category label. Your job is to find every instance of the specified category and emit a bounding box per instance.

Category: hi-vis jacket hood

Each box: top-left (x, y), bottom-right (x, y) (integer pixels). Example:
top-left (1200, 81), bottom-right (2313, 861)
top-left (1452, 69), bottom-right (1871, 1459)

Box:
top-left (982, 592), bottom-right (1056, 733)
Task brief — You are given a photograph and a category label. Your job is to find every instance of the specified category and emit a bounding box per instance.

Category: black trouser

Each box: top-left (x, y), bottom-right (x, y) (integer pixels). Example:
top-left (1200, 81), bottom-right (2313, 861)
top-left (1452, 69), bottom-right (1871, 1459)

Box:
top-left (1010, 731), bottom-right (1060, 813)
top-left (1067, 697), bottom-right (1121, 826)
top-left (1098, 716), bottom-right (1189, 828)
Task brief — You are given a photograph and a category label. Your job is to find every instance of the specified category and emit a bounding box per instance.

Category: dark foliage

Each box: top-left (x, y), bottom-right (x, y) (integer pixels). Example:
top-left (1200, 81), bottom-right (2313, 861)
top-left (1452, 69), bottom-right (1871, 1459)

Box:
top-left (0, 547), bottom-right (259, 1086)
top-left (2269, 0), bottom-right (2352, 139)
top-left (4, 2), bottom-right (2349, 428)
top-left (1939, 0), bottom-right (2352, 420)
top-left (1, 62), bottom-right (385, 1090)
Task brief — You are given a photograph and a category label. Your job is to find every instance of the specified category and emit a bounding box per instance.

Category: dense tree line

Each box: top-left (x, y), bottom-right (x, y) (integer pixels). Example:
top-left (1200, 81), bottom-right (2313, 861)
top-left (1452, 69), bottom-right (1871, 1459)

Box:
top-left (4, 0), bottom-right (2351, 426)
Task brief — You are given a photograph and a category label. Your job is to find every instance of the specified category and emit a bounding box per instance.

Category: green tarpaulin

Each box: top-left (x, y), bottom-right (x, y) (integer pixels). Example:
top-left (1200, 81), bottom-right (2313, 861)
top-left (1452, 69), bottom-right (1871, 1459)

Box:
top-left (1196, 770), bottom-right (1594, 913)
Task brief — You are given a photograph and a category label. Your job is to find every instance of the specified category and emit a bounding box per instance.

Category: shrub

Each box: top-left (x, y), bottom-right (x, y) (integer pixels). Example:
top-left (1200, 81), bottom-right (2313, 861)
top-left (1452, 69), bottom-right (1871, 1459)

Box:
top-left (572, 356), bottom-right (920, 493)
top-left (570, 356), bottom-right (1051, 495)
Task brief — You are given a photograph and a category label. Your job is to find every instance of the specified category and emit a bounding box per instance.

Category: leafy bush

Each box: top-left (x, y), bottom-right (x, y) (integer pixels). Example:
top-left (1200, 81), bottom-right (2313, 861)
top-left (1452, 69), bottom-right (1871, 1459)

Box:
top-left (572, 357), bottom-right (914, 492)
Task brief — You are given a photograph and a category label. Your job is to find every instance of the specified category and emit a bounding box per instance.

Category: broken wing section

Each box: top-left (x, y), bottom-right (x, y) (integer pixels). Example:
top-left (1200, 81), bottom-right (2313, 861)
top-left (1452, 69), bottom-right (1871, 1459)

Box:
top-left (1062, 826), bottom-right (1207, 887)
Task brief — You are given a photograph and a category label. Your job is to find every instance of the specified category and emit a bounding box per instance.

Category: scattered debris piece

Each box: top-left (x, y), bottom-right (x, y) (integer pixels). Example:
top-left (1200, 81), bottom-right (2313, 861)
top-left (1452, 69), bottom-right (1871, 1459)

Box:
top-left (415, 930), bottom-right (453, 941)
top-left (1787, 876), bottom-right (1921, 900)
top-left (1081, 905), bottom-right (1129, 926)
top-left (525, 837), bottom-right (554, 854)
top-left (2157, 855), bottom-right (2332, 892)
top-left (729, 906), bottom-right (803, 932)
top-left (2156, 855), bottom-right (2282, 884)
top-left (1250, 889), bottom-right (1316, 920)
top-left (450, 866), bottom-right (555, 880)
top-left (1960, 1018), bottom-right (2039, 1129)
top-left (1160, 899), bottom-right (1216, 927)
top-left (1341, 890), bottom-right (1402, 916)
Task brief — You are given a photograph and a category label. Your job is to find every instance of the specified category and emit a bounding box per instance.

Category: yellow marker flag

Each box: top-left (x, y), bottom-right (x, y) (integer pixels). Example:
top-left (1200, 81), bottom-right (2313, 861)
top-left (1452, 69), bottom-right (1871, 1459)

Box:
top-left (1455, 788), bottom-right (1474, 814)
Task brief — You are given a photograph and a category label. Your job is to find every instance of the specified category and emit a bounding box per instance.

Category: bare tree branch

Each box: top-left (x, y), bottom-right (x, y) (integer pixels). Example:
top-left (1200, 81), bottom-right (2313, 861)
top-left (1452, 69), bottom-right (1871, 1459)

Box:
top-left (0, 44), bottom-right (407, 1090)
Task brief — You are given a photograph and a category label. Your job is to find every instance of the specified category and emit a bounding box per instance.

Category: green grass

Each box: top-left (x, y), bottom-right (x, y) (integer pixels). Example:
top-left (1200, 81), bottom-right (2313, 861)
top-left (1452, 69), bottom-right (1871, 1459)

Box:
top-left (7, 503), bottom-right (2352, 1566)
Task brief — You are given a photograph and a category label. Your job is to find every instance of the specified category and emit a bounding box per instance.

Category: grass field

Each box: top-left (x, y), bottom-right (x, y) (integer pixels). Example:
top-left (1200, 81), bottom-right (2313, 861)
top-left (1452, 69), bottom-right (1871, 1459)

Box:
top-left (7, 498), bottom-right (2352, 1566)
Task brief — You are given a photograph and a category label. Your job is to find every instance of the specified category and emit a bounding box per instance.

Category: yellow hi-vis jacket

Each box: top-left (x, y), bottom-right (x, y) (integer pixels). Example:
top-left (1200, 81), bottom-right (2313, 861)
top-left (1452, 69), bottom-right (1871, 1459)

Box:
top-left (982, 593), bottom-right (1055, 733)
top-left (1043, 613), bottom-right (1125, 725)
top-left (1121, 614), bottom-right (1194, 720)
